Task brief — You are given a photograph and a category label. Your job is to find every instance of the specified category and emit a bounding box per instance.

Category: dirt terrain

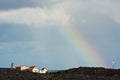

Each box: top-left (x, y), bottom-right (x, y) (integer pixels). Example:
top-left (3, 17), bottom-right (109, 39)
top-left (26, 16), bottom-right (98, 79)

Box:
top-left (0, 67), bottom-right (120, 80)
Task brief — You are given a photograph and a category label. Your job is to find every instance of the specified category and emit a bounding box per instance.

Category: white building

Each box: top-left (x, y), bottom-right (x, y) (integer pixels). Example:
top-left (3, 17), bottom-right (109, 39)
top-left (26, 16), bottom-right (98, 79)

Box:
top-left (39, 68), bottom-right (48, 74)
top-left (16, 65), bottom-right (48, 74)
top-left (16, 65), bottom-right (29, 71)
top-left (28, 66), bottom-right (39, 73)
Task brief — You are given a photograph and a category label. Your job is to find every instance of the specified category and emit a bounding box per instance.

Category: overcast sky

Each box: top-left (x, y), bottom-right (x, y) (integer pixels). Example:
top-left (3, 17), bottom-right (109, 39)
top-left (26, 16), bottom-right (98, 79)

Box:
top-left (0, 0), bottom-right (120, 70)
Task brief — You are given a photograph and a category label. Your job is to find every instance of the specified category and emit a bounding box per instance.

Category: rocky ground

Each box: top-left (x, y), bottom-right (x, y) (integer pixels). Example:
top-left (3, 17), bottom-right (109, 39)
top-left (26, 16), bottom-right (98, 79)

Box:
top-left (0, 67), bottom-right (120, 80)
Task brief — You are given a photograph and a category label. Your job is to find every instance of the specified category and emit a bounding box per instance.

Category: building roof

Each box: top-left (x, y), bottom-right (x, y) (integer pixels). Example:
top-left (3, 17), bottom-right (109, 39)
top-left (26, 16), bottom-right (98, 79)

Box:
top-left (16, 65), bottom-right (25, 68)
top-left (28, 66), bottom-right (36, 70)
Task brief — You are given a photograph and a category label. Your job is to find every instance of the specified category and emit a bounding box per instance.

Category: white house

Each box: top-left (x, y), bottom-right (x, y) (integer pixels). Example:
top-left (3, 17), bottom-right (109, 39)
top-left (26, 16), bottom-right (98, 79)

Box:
top-left (28, 66), bottom-right (39, 73)
top-left (39, 68), bottom-right (48, 74)
top-left (16, 65), bottom-right (48, 74)
top-left (16, 65), bottom-right (29, 71)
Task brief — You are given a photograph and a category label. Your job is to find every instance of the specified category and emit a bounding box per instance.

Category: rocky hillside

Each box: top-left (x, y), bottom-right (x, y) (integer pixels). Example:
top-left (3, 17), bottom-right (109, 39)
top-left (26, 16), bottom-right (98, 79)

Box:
top-left (0, 67), bottom-right (120, 80)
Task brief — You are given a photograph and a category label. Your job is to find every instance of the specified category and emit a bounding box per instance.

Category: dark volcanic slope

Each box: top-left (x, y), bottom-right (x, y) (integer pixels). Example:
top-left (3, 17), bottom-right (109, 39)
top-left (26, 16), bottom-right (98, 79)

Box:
top-left (0, 67), bottom-right (120, 80)
top-left (0, 68), bottom-right (45, 80)
top-left (51, 67), bottom-right (120, 80)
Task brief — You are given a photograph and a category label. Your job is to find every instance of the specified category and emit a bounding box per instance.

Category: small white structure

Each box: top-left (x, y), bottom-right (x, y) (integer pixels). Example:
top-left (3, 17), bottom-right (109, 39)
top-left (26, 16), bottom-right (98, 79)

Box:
top-left (16, 65), bottom-right (48, 74)
top-left (28, 66), bottom-right (39, 73)
top-left (16, 65), bottom-right (29, 71)
top-left (39, 68), bottom-right (48, 74)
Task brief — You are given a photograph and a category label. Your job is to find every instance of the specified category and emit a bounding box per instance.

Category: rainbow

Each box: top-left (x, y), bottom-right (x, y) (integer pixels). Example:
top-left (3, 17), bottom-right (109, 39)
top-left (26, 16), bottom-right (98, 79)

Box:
top-left (56, 20), bottom-right (106, 67)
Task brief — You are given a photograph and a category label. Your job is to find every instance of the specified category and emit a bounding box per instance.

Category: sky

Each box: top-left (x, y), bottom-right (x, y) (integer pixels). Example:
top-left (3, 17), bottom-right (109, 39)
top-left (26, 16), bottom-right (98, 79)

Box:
top-left (0, 0), bottom-right (120, 70)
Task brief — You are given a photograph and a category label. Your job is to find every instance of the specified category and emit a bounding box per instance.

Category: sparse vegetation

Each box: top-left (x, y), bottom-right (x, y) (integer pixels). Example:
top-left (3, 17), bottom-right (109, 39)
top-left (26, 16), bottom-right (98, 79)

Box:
top-left (0, 67), bottom-right (120, 80)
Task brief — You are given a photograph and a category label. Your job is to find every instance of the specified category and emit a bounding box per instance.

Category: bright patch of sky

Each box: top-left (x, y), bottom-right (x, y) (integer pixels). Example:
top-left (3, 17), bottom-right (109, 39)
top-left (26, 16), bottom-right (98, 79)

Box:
top-left (0, 0), bottom-right (120, 69)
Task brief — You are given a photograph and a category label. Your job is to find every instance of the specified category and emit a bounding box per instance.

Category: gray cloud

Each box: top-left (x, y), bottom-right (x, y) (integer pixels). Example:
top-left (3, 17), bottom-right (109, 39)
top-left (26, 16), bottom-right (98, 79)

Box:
top-left (0, 0), bottom-right (120, 26)
top-left (0, 0), bottom-right (62, 10)
top-left (0, 0), bottom-right (120, 68)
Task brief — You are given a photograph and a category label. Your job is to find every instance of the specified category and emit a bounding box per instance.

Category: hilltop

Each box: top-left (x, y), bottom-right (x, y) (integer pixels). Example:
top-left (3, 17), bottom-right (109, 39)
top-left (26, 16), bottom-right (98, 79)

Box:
top-left (0, 67), bottom-right (120, 80)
